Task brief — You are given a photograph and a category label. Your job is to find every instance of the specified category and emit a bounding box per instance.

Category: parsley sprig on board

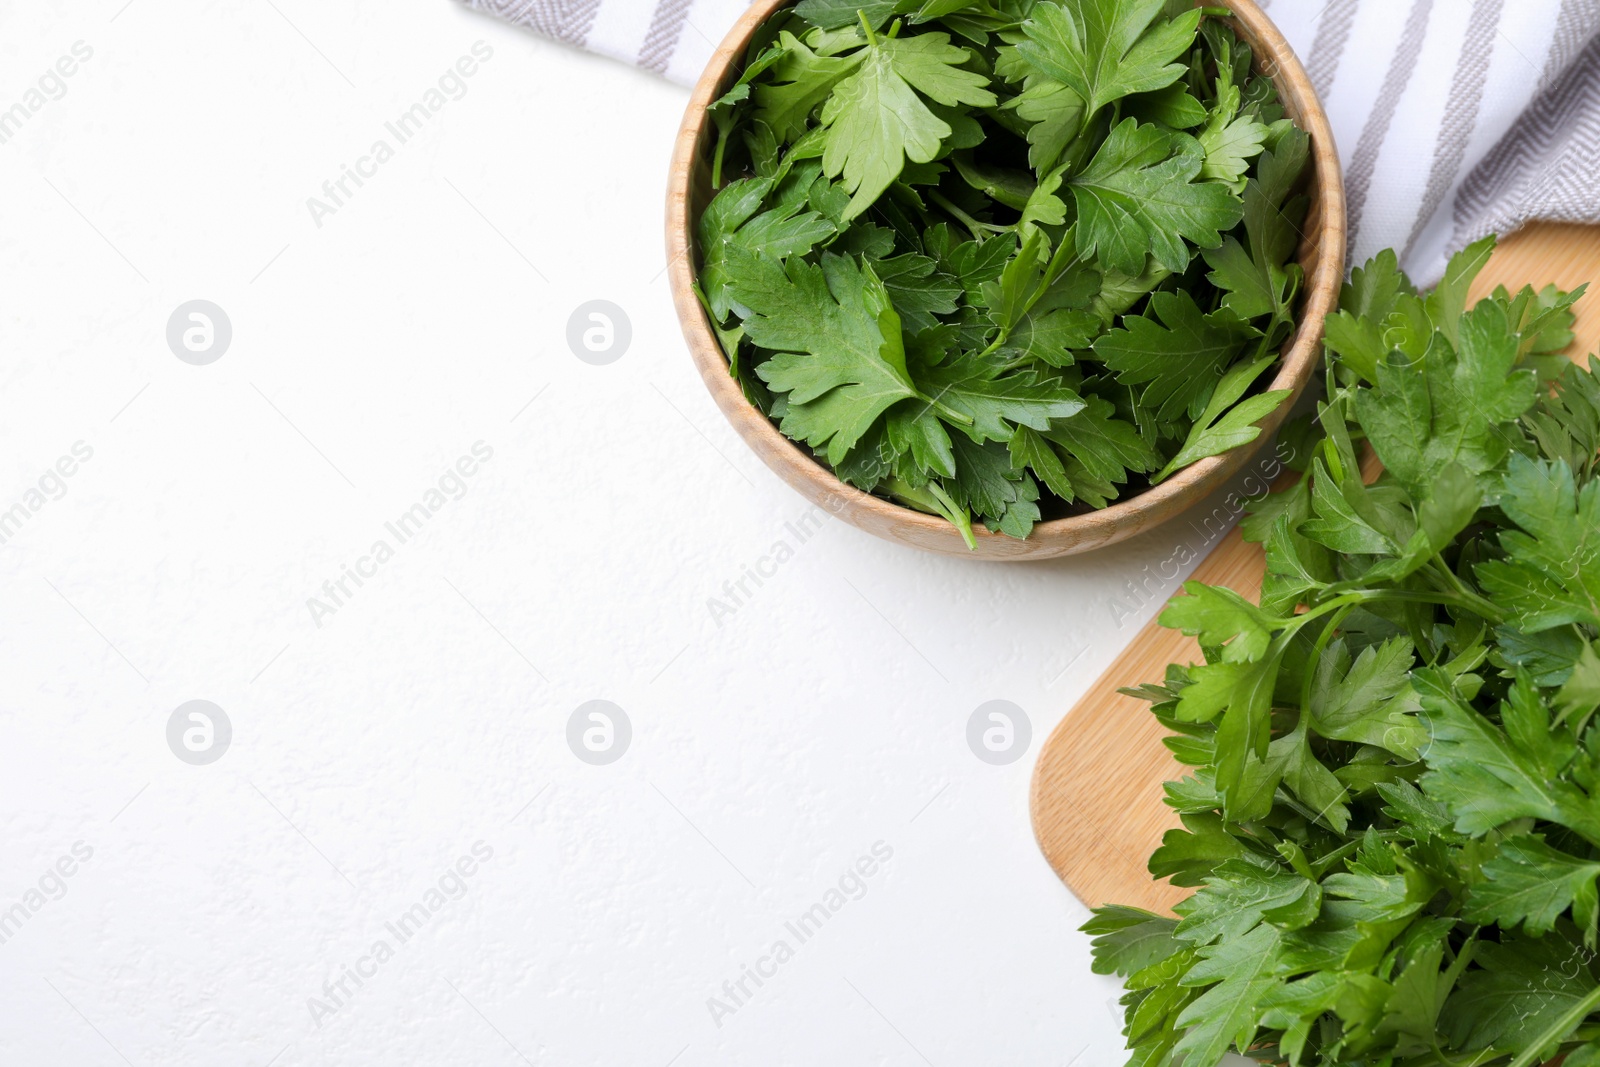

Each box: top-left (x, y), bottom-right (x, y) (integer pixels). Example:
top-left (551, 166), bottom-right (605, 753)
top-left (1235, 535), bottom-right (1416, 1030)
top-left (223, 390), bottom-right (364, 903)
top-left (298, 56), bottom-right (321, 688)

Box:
top-left (696, 0), bottom-right (1309, 546)
top-left (1090, 237), bottom-right (1600, 1067)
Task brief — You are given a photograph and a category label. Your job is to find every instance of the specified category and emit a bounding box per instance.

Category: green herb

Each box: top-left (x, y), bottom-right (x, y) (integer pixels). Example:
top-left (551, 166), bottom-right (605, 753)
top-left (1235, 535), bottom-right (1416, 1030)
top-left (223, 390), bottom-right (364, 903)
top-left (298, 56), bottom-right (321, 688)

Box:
top-left (696, 0), bottom-right (1309, 546)
top-left (1089, 237), bottom-right (1600, 1066)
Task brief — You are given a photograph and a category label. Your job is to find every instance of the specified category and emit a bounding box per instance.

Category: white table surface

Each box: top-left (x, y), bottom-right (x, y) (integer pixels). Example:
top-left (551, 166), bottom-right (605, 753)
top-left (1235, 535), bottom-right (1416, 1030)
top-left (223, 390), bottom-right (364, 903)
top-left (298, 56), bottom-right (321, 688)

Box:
top-left (0, 2), bottom-right (1266, 1063)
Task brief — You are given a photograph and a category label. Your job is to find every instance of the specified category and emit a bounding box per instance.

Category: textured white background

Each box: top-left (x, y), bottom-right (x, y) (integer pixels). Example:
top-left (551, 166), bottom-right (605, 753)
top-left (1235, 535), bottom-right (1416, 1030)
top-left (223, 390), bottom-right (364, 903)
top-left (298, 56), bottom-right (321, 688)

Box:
top-left (0, 1), bottom-right (1271, 1063)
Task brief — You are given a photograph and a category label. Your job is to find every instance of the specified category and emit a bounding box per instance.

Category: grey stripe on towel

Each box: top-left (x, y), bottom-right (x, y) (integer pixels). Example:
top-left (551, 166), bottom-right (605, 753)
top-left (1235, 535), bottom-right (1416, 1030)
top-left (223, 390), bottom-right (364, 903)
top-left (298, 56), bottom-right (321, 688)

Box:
top-left (1447, 0), bottom-right (1598, 233)
top-left (1547, 0), bottom-right (1600, 84)
top-left (639, 0), bottom-right (695, 71)
top-left (1305, 0), bottom-right (1361, 100)
top-left (1453, 30), bottom-right (1600, 242)
top-left (461, 0), bottom-right (602, 45)
top-left (1345, 0), bottom-right (1436, 247)
top-left (1402, 0), bottom-right (1503, 257)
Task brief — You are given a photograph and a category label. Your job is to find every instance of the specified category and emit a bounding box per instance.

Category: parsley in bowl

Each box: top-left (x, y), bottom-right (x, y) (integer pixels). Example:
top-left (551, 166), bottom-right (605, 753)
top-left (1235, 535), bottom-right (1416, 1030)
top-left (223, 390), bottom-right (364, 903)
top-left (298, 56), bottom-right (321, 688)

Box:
top-left (667, 0), bottom-right (1343, 558)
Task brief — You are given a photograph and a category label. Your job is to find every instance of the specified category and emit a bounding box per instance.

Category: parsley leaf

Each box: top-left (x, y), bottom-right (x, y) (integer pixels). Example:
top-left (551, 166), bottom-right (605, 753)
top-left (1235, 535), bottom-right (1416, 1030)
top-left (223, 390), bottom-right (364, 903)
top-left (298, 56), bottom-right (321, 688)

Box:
top-left (1196, 79), bottom-right (1267, 191)
top-left (1477, 453), bottom-right (1600, 632)
top-left (918, 353), bottom-right (1088, 439)
top-left (1067, 118), bottom-right (1244, 275)
top-left (1015, 0), bottom-right (1201, 118)
top-left (1466, 835), bottom-right (1600, 946)
top-left (753, 32), bottom-right (864, 143)
top-left (1093, 290), bottom-right (1254, 422)
top-left (819, 30), bottom-right (996, 219)
top-left (1153, 356), bottom-right (1288, 483)
top-left (746, 253), bottom-right (924, 462)
top-left (698, 175), bottom-right (836, 320)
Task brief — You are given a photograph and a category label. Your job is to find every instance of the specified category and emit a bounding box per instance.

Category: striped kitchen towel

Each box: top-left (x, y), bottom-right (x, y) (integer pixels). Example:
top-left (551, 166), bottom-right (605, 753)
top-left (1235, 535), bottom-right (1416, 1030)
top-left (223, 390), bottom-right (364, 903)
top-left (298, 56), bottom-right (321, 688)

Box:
top-left (458, 0), bottom-right (1600, 284)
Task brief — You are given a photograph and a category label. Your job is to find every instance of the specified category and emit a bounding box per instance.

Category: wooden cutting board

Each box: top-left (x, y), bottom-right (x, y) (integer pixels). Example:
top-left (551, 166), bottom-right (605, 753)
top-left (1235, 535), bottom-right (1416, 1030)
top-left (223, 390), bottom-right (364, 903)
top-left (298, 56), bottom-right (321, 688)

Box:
top-left (1030, 222), bottom-right (1600, 916)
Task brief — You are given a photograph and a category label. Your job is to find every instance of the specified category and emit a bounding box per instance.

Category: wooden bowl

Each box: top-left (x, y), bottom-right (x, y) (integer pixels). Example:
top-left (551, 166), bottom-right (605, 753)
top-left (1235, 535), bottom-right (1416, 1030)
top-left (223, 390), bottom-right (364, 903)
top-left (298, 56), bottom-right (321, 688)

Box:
top-left (666, 0), bottom-right (1345, 560)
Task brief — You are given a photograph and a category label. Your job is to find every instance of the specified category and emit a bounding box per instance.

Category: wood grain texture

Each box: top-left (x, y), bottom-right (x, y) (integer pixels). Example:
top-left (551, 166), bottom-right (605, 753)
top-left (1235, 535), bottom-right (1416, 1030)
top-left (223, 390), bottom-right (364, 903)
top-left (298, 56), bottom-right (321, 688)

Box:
top-left (665, 0), bottom-right (1346, 559)
top-left (1030, 222), bottom-right (1600, 915)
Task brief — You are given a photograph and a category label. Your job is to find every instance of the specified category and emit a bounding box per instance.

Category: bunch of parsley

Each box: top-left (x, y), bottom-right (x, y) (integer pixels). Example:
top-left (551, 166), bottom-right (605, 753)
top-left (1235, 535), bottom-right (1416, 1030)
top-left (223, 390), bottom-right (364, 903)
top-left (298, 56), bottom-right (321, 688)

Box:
top-left (1088, 236), bottom-right (1600, 1066)
top-left (695, 0), bottom-right (1310, 546)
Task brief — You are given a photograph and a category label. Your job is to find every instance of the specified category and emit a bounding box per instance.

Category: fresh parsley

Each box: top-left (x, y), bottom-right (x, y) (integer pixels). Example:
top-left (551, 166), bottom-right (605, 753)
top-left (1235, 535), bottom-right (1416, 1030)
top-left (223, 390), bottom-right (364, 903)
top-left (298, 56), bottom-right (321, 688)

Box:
top-left (696, 0), bottom-right (1307, 546)
top-left (1090, 237), bottom-right (1600, 1066)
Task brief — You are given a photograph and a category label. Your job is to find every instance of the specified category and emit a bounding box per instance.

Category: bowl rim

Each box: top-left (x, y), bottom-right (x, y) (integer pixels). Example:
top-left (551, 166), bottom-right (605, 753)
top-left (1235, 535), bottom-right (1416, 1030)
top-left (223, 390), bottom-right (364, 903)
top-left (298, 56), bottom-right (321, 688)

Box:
top-left (666, 0), bottom-right (1346, 559)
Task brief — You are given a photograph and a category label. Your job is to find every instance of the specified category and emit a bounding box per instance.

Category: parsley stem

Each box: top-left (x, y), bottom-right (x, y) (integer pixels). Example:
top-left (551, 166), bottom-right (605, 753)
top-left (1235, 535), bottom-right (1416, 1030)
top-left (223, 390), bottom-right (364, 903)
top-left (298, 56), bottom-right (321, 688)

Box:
top-left (1248, 312), bottom-right (1285, 365)
top-left (889, 477), bottom-right (976, 549)
top-left (1297, 602), bottom-right (1355, 717)
top-left (926, 397), bottom-right (974, 426)
top-left (710, 124), bottom-right (730, 190)
top-left (1284, 591), bottom-right (1386, 633)
top-left (858, 9), bottom-right (877, 45)
top-left (1422, 559), bottom-right (1502, 622)
top-left (925, 480), bottom-right (976, 549)
top-left (927, 190), bottom-right (1006, 243)
top-left (1286, 587), bottom-right (1504, 638)
top-left (1504, 982), bottom-right (1600, 1067)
